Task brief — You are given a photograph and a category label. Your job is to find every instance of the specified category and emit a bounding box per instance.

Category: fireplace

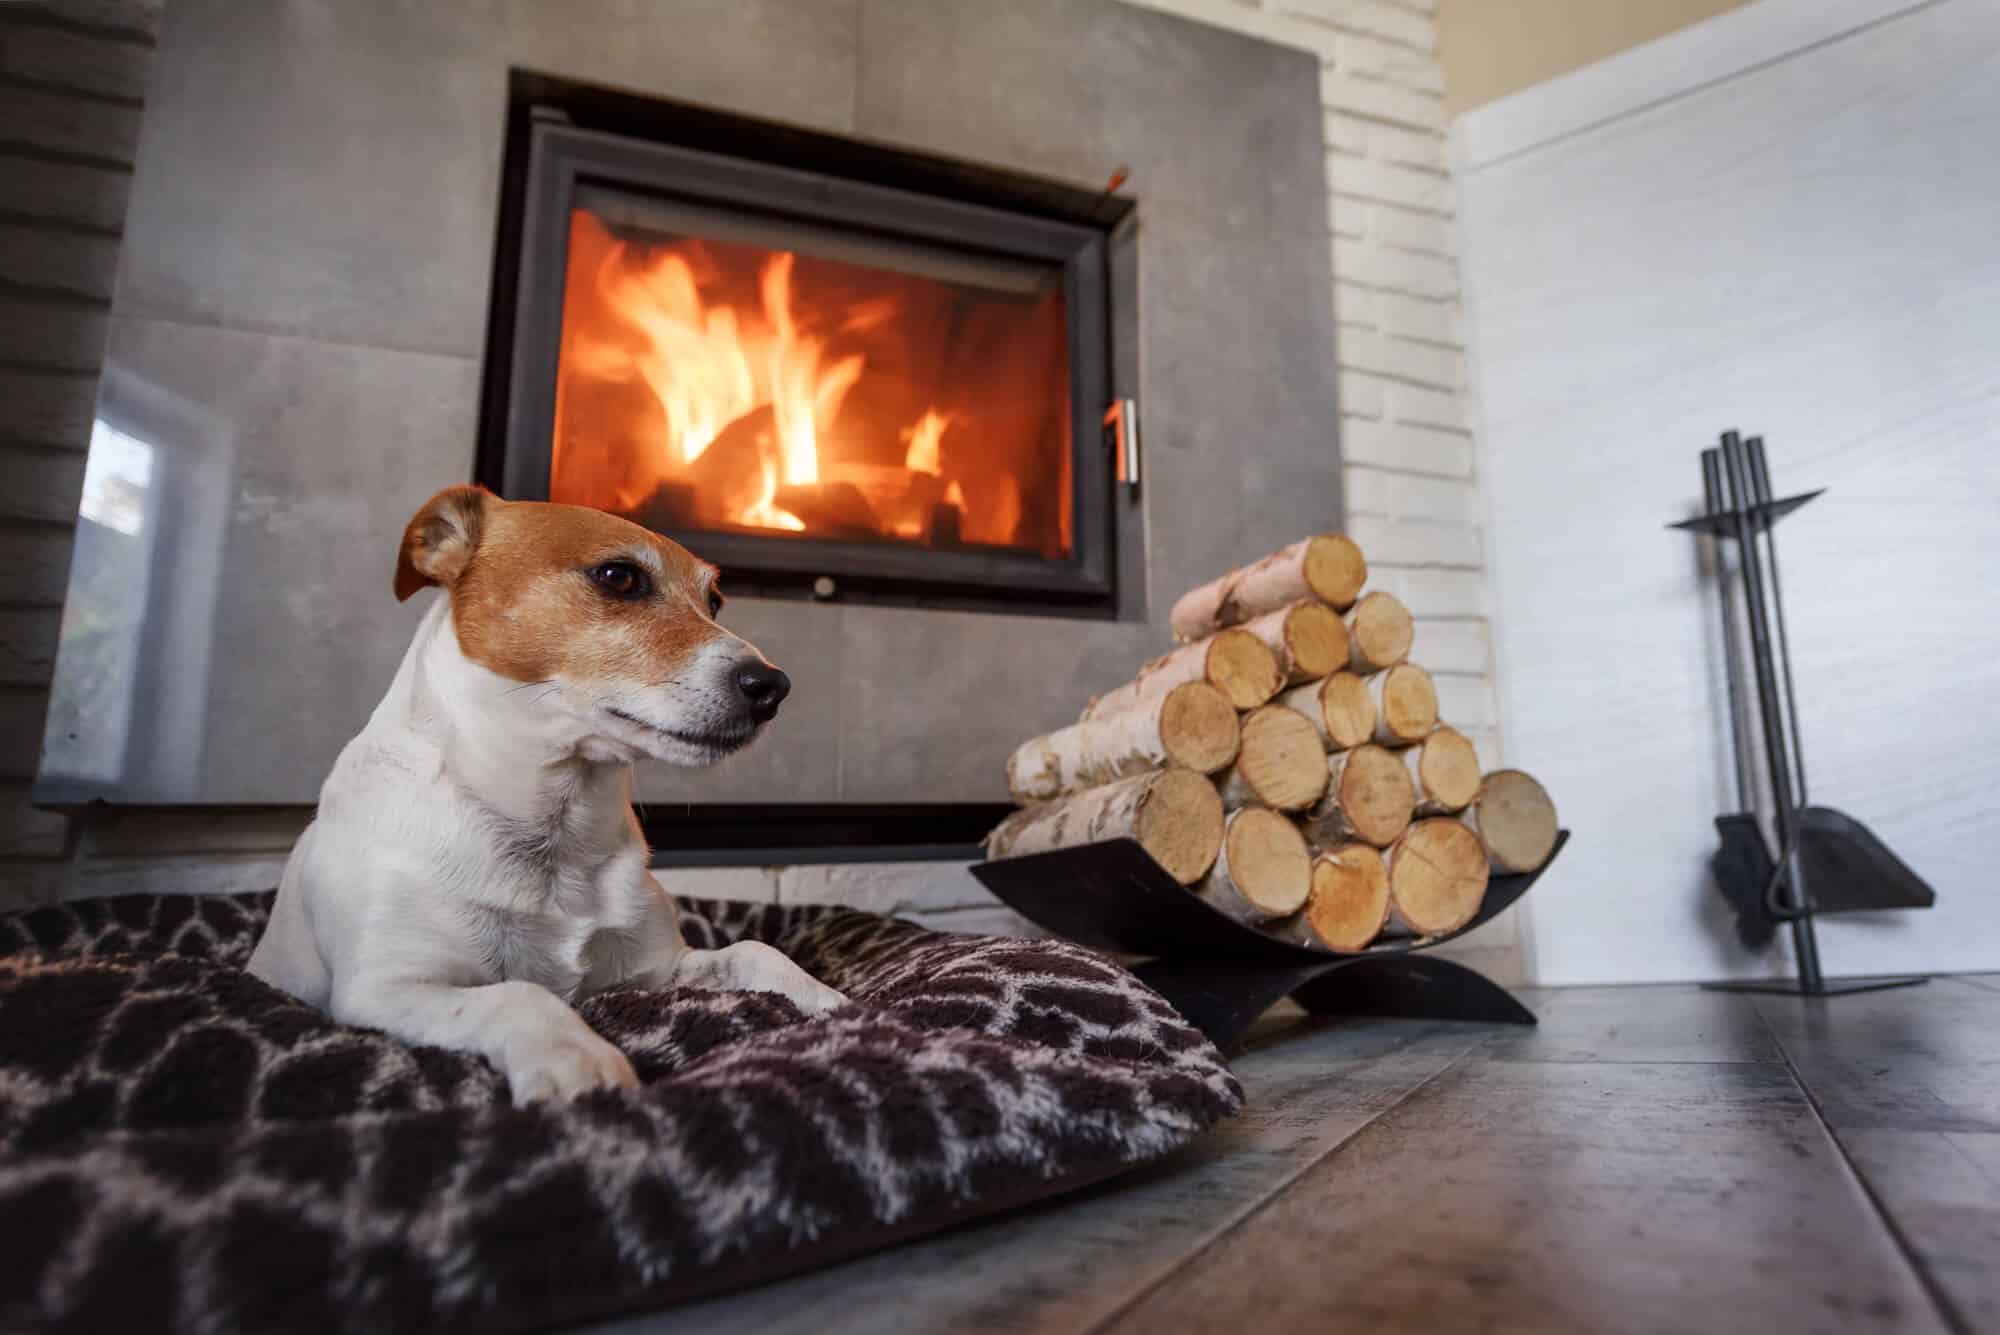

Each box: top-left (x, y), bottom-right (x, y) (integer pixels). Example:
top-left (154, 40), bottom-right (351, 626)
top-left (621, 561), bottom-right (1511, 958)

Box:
top-left (479, 79), bottom-right (1129, 613)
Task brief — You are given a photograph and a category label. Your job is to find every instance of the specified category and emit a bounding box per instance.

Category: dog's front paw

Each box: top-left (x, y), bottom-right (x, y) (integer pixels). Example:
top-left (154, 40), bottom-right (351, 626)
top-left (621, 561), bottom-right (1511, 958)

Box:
top-left (793, 978), bottom-right (848, 1017)
top-left (504, 1028), bottom-right (639, 1103)
top-left (672, 941), bottom-right (848, 1018)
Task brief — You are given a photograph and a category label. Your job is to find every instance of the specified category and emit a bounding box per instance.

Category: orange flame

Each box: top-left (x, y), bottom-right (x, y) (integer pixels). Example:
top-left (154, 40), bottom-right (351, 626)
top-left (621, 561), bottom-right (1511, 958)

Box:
top-left (589, 249), bottom-right (753, 470)
top-left (551, 208), bottom-right (1075, 557)
top-left (902, 408), bottom-right (951, 475)
top-left (744, 455), bottom-right (803, 532)
top-left (761, 251), bottom-right (864, 490)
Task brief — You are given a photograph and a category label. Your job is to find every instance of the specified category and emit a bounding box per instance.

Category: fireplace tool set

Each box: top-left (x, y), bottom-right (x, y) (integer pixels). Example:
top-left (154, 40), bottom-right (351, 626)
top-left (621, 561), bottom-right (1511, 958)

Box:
top-left (1670, 432), bottom-right (1933, 997)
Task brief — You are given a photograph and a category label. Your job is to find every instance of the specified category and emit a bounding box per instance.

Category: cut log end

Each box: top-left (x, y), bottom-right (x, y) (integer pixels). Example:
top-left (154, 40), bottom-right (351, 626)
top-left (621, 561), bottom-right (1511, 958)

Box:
top-left (1203, 806), bottom-right (1312, 921)
top-left (1320, 672), bottom-right (1377, 750)
top-left (1301, 844), bottom-right (1392, 951)
top-left (1242, 600), bottom-right (1352, 685)
top-left (1302, 534), bottom-right (1369, 610)
top-left (1207, 627), bottom-right (1285, 709)
top-left (1158, 681), bottom-right (1243, 774)
top-left (1281, 600), bottom-right (1349, 681)
top-left (1346, 592), bottom-right (1414, 673)
top-left (1387, 818), bottom-right (1490, 936)
top-left (1409, 726), bottom-right (1482, 813)
top-left (1307, 743), bottom-right (1416, 848)
top-left (1221, 705), bottom-right (1329, 812)
top-left (1134, 769), bottom-right (1230, 884)
top-left (1466, 769), bottom-right (1559, 873)
top-left (1279, 673), bottom-right (1373, 750)
top-left (1373, 663), bottom-right (1439, 745)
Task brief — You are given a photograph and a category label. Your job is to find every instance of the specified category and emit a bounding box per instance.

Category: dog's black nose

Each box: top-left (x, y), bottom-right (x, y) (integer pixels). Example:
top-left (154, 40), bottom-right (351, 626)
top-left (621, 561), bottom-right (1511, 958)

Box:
top-left (734, 661), bottom-right (791, 722)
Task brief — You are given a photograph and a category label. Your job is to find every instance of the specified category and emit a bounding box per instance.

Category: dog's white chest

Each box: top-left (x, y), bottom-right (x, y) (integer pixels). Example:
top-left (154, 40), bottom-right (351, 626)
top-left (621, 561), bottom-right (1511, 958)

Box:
top-left (473, 906), bottom-right (591, 998)
top-left (460, 844), bottom-right (654, 1000)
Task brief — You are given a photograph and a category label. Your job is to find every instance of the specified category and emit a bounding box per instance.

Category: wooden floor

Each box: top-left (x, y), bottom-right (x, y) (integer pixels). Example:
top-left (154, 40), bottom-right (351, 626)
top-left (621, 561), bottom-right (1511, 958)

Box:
top-left (592, 978), bottom-right (2000, 1335)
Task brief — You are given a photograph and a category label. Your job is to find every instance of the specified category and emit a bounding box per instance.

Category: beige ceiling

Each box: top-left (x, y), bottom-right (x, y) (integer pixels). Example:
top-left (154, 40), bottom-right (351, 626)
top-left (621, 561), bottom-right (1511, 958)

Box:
top-left (1437, 0), bottom-right (1757, 114)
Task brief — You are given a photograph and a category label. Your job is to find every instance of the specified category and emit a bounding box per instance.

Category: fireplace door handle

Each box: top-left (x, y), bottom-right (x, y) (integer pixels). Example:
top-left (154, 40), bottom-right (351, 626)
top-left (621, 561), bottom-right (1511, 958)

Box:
top-left (1103, 398), bottom-right (1141, 492)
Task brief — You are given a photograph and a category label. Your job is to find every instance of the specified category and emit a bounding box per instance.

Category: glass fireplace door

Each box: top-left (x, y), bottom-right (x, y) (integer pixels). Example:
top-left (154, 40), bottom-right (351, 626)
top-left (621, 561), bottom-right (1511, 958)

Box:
top-left (553, 192), bottom-right (1074, 561)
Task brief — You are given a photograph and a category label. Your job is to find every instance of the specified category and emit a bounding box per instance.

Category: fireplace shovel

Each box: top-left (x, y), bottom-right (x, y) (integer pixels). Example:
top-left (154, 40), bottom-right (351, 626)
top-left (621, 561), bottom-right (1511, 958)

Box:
top-left (1715, 806), bottom-right (1933, 950)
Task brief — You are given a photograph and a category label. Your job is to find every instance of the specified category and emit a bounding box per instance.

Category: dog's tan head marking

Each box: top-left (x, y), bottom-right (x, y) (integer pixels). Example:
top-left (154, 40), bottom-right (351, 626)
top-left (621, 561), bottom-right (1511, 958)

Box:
top-left (410, 491), bottom-right (716, 685)
top-left (393, 486), bottom-right (787, 766)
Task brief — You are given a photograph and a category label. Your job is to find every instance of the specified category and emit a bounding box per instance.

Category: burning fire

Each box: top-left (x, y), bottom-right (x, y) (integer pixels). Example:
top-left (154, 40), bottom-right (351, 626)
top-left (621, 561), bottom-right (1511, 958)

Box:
top-left (551, 208), bottom-right (1073, 556)
top-left (902, 408), bottom-right (951, 476)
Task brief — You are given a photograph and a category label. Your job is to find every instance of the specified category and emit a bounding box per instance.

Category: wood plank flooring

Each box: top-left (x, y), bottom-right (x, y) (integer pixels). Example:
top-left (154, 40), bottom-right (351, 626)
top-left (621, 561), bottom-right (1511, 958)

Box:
top-left (587, 978), bottom-right (2000, 1335)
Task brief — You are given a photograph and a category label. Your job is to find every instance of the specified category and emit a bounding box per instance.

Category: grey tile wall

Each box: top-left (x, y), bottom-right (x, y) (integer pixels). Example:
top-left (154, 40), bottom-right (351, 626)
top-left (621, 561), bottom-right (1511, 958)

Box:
top-left (119, 0), bottom-right (864, 358)
top-left (41, 0), bottom-right (1343, 806)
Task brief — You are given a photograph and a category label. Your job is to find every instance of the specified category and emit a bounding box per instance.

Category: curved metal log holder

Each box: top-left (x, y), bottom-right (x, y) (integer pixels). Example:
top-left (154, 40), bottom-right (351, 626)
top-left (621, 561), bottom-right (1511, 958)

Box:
top-left (971, 832), bottom-right (1566, 1052)
top-left (1670, 432), bottom-right (1933, 997)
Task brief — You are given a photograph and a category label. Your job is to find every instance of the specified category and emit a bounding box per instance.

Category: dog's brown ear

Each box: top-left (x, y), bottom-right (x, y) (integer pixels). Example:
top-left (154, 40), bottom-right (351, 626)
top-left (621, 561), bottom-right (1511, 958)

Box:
top-left (394, 486), bottom-right (491, 601)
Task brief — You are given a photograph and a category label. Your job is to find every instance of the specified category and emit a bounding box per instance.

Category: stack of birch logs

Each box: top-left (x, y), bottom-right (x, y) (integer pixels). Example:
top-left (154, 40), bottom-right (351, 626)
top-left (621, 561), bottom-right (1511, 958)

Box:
top-left (987, 534), bottom-right (1559, 953)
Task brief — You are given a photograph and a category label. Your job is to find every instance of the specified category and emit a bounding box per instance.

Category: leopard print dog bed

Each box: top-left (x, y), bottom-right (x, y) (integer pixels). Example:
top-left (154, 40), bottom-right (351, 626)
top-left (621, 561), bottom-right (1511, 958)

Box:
top-left (0, 891), bottom-right (1241, 1333)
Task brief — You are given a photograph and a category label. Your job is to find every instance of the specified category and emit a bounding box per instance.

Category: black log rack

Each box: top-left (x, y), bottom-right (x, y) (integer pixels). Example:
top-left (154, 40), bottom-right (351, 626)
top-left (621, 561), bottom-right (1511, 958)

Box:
top-left (972, 832), bottom-right (1566, 1052)
top-left (1670, 432), bottom-right (1933, 997)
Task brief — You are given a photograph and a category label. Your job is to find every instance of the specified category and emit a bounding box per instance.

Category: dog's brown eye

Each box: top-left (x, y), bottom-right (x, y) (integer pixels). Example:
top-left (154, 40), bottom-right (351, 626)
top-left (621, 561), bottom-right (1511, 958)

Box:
top-left (707, 587), bottom-right (724, 618)
top-left (586, 561), bottom-right (650, 599)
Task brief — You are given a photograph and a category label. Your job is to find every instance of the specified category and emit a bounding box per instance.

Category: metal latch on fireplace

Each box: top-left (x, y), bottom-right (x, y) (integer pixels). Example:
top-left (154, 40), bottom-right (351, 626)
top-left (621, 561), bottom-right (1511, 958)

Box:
top-left (1103, 398), bottom-right (1141, 493)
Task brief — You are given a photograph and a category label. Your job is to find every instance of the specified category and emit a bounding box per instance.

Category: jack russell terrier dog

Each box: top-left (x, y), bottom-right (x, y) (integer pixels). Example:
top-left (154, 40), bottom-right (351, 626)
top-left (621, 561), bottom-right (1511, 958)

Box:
top-left (248, 485), bottom-right (846, 1102)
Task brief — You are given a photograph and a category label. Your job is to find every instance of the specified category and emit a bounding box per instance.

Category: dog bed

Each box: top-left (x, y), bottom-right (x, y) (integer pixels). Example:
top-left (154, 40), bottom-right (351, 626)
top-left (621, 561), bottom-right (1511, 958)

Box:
top-left (0, 890), bottom-right (1241, 1333)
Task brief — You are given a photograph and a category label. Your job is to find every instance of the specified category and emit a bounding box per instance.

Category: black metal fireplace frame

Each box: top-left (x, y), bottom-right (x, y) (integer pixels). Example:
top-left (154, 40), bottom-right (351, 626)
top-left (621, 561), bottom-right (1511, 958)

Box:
top-left (479, 93), bottom-right (1125, 612)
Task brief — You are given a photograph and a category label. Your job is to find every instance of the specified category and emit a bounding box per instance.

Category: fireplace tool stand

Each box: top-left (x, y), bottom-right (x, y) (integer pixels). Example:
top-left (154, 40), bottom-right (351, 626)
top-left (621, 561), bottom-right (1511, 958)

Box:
top-left (971, 833), bottom-right (1566, 1053)
top-left (1670, 433), bottom-right (1932, 997)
